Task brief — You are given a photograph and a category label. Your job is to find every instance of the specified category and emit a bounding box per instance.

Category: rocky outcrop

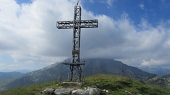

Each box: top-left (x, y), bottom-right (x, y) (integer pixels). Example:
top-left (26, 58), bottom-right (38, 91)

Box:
top-left (41, 88), bottom-right (55, 94)
top-left (41, 87), bottom-right (100, 95)
top-left (54, 88), bottom-right (73, 95)
top-left (72, 89), bottom-right (88, 95)
top-left (87, 87), bottom-right (100, 95)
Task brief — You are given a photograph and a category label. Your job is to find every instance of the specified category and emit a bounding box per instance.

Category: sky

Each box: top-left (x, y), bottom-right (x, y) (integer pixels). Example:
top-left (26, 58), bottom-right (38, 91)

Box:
top-left (0, 0), bottom-right (170, 71)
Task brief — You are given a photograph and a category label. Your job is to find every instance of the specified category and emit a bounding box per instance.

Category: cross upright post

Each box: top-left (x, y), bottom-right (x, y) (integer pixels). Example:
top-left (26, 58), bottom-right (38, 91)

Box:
top-left (56, 3), bottom-right (98, 82)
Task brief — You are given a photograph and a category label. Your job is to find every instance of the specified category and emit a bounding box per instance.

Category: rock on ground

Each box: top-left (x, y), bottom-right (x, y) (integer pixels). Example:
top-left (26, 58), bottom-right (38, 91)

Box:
top-left (41, 88), bottom-right (55, 94)
top-left (87, 87), bottom-right (100, 95)
top-left (42, 86), bottom-right (101, 95)
top-left (54, 88), bottom-right (73, 95)
top-left (72, 89), bottom-right (88, 95)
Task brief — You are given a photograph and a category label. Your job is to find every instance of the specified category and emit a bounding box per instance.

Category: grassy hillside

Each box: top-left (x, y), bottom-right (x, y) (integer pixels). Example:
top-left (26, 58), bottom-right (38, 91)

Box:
top-left (0, 78), bottom-right (16, 91)
top-left (0, 74), bottom-right (169, 95)
top-left (85, 74), bottom-right (170, 95)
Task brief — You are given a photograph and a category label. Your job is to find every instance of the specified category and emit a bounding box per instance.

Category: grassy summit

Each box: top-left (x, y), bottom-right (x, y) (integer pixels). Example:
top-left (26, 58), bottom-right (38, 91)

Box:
top-left (0, 74), bottom-right (170, 95)
top-left (85, 74), bottom-right (170, 95)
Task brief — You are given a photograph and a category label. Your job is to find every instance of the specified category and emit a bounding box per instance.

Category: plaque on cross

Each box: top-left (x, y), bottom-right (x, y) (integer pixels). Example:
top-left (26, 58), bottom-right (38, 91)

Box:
top-left (56, 2), bottom-right (98, 82)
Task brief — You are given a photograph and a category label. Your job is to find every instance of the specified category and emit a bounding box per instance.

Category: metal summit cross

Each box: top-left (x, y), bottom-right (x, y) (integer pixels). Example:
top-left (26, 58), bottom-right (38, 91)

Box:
top-left (56, 2), bottom-right (98, 82)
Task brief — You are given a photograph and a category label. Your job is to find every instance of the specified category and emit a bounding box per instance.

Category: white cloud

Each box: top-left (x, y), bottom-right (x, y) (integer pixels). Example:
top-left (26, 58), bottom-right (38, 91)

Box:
top-left (141, 59), bottom-right (166, 66)
top-left (139, 3), bottom-right (144, 9)
top-left (96, 0), bottom-right (115, 7)
top-left (81, 13), bottom-right (170, 68)
top-left (0, 0), bottom-right (170, 71)
top-left (89, 0), bottom-right (94, 3)
top-left (106, 0), bottom-right (115, 7)
top-left (0, 0), bottom-right (75, 70)
top-left (107, 0), bottom-right (114, 6)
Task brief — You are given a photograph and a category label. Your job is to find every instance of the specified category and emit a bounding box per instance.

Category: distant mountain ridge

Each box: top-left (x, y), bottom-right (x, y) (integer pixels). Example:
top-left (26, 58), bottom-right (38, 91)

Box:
top-left (138, 66), bottom-right (170, 76)
top-left (0, 69), bottom-right (31, 74)
top-left (0, 72), bottom-right (24, 80)
top-left (3, 58), bottom-right (156, 90)
top-left (162, 73), bottom-right (170, 78)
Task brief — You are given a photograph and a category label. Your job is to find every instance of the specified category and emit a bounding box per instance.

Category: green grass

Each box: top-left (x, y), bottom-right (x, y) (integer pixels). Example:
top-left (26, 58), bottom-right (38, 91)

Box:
top-left (85, 74), bottom-right (170, 95)
top-left (0, 81), bottom-right (59, 95)
top-left (0, 74), bottom-right (170, 95)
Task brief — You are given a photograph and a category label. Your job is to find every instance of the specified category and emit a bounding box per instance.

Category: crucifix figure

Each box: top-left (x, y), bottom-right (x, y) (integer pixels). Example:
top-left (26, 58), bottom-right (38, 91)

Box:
top-left (56, 2), bottom-right (98, 82)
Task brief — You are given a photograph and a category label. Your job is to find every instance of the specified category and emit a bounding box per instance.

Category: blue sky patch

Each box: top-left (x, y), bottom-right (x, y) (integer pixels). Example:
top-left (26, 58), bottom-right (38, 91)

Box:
top-left (15, 0), bottom-right (32, 5)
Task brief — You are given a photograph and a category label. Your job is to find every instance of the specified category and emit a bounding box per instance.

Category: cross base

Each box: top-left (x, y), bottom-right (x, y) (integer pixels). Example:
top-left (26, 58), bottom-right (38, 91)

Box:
top-left (63, 62), bottom-right (85, 82)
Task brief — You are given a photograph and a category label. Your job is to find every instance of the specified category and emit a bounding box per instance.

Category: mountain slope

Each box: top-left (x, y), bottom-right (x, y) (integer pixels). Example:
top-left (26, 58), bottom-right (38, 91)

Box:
top-left (162, 73), bottom-right (170, 78)
top-left (0, 72), bottom-right (25, 90)
top-left (3, 58), bottom-right (156, 89)
top-left (139, 71), bottom-right (170, 87)
top-left (83, 58), bottom-right (155, 80)
top-left (146, 76), bottom-right (170, 87)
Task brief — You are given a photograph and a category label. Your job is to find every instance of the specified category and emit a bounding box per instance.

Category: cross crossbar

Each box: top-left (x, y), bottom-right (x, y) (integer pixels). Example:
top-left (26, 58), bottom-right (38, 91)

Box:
top-left (57, 19), bottom-right (98, 29)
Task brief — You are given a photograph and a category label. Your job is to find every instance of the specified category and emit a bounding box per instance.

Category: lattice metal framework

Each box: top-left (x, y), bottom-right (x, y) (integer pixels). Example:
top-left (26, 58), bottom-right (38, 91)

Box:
top-left (56, 3), bottom-right (98, 82)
